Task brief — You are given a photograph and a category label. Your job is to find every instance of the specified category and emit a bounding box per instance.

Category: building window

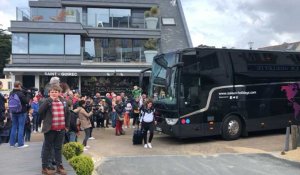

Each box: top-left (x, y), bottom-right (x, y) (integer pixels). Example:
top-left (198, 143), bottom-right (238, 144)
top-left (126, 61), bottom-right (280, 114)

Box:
top-left (84, 38), bottom-right (147, 62)
top-left (31, 8), bottom-right (61, 22)
top-left (110, 9), bottom-right (131, 28)
top-left (12, 33), bottom-right (28, 54)
top-left (87, 8), bottom-right (109, 27)
top-left (87, 8), bottom-right (131, 28)
top-left (131, 9), bottom-right (147, 28)
top-left (65, 7), bottom-right (82, 23)
top-left (29, 34), bottom-right (64, 54)
top-left (65, 35), bottom-right (80, 55)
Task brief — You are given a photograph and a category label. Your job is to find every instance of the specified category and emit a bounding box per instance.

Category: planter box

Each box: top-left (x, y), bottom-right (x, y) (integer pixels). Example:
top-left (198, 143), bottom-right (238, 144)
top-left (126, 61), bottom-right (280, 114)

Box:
top-left (144, 50), bottom-right (158, 63)
top-left (66, 15), bottom-right (76, 22)
top-left (145, 17), bottom-right (158, 29)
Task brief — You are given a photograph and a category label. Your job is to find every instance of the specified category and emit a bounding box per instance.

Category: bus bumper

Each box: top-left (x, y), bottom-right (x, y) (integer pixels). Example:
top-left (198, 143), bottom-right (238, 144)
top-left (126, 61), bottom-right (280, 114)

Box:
top-left (156, 122), bottom-right (181, 137)
top-left (156, 121), bottom-right (222, 138)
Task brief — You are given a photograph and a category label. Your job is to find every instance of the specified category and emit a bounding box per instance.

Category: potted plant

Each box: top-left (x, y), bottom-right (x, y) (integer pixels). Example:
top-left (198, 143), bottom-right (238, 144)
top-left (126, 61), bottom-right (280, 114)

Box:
top-left (144, 38), bottom-right (158, 63)
top-left (65, 9), bottom-right (76, 22)
top-left (144, 6), bottom-right (159, 29)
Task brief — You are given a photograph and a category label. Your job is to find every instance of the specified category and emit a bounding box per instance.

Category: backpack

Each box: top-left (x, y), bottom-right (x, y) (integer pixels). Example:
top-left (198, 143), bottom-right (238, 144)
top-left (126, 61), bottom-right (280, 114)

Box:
top-left (8, 93), bottom-right (22, 113)
top-left (69, 110), bottom-right (79, 132)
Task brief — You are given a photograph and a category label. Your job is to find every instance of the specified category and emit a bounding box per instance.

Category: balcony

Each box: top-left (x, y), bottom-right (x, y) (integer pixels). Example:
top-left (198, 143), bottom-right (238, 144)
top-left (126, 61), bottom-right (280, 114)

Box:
top-left (16, 7), bottom-right (161, 30)
top-left (82, 47), bottom-right (149, 64)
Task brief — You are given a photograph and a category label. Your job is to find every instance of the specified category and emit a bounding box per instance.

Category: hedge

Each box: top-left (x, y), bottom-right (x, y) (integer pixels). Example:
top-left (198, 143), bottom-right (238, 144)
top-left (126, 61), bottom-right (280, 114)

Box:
top-left (69, 155), bottom-right (94, 175)
top-left (62, 142), bottom-right (83, 160)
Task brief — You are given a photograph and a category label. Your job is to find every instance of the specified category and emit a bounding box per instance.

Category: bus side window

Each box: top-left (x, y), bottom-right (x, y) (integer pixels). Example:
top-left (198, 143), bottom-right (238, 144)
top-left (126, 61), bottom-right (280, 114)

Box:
top-left (180, 84), bottom-right (184, 97)
top-left (192, 77), bottom-right (201, 106)
top-left (183, 77), bottom-right (201, 107)
top-left (189, 86), bottom-right (200, 105)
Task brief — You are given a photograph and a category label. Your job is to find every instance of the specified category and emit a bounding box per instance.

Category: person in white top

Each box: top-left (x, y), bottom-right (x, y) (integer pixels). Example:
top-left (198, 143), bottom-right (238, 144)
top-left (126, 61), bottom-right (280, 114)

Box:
top-left (140, 99), bottom-right (156, 148)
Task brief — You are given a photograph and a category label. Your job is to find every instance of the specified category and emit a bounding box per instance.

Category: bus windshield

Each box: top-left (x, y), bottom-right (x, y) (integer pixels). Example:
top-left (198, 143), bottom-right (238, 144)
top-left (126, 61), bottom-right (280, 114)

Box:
top-left (151, 52), bottom-right (178, 104)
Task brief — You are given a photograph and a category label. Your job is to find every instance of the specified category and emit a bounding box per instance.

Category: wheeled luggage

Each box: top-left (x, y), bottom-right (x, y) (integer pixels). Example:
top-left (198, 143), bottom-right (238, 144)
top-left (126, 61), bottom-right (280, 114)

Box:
top-left (132, 129), bottom-right (143, 145)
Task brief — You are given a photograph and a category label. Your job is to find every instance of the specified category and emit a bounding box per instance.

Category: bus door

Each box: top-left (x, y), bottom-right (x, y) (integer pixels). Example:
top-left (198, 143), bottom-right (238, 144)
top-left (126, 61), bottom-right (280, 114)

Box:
top-left (178, 51), bottom-right (201, 115)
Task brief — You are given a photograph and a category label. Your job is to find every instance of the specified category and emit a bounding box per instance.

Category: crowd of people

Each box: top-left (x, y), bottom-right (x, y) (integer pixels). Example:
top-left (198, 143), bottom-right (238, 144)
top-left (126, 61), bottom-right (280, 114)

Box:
top-left (0, 77), bottom-right (157, 175)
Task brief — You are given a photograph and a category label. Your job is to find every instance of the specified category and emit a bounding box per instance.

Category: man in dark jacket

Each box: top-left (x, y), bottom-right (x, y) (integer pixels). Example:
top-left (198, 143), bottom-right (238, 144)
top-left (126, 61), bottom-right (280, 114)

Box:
top-left (9, 81), bottom-right (30, 148)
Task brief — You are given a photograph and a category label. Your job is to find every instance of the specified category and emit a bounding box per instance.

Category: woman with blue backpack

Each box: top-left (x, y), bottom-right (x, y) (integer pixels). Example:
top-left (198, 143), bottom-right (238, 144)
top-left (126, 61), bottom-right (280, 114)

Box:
top-left (8, 81), bottom-right (30, 148)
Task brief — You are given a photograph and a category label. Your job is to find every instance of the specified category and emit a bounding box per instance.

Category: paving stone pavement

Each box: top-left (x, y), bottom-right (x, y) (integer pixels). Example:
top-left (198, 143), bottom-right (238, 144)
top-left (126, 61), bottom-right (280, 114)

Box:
top-left (0, 142), bottom-right (76, 175)
top-left (97, 154), bottom-right (300, 175)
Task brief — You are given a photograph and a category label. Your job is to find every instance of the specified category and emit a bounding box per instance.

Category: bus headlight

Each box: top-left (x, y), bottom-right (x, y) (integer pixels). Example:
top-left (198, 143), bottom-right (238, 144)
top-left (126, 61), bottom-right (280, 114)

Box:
top-left (165, 118), bottom-right (178, 125)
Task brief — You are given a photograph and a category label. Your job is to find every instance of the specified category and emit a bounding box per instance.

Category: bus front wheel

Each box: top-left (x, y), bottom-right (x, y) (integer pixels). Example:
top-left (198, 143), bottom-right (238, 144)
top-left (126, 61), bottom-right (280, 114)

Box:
top-left (222, 115), bottom-right (242, 140)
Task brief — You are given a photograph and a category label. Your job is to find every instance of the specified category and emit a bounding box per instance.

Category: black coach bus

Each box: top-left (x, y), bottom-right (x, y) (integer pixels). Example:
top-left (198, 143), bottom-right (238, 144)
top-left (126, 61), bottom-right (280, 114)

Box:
top-left (141, 47), bottom-right (300, 140)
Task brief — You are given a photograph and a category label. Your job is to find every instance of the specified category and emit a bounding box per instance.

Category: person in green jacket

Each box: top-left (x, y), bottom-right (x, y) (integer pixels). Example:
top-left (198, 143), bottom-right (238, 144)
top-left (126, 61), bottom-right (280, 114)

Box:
top-left (132, 86), bottom-right (142, 99)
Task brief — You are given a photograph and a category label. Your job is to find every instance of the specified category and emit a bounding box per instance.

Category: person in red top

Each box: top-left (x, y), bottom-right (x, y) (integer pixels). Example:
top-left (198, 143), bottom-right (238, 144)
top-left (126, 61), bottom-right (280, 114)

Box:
top-left (39, 85), bottom-right (70, 175)
top-left (35, 91), bottom-right (44, 101)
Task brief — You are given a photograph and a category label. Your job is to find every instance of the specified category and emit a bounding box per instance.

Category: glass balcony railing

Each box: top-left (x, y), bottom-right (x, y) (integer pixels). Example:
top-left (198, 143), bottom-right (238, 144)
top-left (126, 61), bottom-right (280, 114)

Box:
top-left (16, 8), bottom-right (161, 29)
top-left (82, 47), bottom-right (147, 63)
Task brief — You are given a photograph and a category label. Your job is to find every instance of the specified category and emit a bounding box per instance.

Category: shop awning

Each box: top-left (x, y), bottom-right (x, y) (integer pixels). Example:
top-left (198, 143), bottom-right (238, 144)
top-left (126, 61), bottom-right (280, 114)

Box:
top-left (4, 67), bottom-right (151, 76)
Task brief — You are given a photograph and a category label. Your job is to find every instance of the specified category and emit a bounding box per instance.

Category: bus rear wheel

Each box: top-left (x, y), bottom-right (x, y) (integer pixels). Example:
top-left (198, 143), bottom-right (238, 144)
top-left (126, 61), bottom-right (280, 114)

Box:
top-left (222, 115), bottom-right (242, 140)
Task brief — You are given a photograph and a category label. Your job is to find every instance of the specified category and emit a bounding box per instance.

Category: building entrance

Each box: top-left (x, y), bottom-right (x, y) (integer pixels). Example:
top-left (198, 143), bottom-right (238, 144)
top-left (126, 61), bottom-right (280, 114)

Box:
top-left (39, 76), bottom-right (79, 94)
top-left (80, 76), bottom-right (146, 97)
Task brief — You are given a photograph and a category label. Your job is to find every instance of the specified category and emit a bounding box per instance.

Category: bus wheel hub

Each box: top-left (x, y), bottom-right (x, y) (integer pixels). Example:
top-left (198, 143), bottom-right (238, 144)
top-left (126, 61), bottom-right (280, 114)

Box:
top-left (228, 120), bottom-right (239, 135)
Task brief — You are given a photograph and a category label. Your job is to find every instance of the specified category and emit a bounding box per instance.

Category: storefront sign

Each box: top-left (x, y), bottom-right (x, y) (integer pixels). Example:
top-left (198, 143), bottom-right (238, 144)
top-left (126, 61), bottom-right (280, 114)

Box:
top-left (44, 72), bottom-right (78, 76)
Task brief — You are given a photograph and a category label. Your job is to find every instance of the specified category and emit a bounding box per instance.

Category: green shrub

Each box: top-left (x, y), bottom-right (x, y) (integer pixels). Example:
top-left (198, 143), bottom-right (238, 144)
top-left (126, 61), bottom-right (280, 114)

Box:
top-left (144, 38), bottom-right (157, 50)
top-left (69, 155), bottom-right (94, 175)
top-left (150, 6), bottom-right (159, 16)
top-left (144, 6), bottom-right (159, 17)
top-left (144, 11), bottom-right (151, 18)
top-left (62, 142), bottom-right (84, 160)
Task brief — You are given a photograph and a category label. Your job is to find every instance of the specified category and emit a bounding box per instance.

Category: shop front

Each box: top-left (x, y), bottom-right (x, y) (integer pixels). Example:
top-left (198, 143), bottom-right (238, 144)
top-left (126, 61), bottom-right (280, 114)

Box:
top-left (4, 67), bottom-right (150, 97)
top-left (81, 76), bottom-right (146, 97)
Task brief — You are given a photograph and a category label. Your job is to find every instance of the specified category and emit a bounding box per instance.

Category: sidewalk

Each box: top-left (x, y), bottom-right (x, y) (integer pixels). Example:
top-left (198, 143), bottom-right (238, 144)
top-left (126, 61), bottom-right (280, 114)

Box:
top-left (0, 142), bottom-right (76, 175)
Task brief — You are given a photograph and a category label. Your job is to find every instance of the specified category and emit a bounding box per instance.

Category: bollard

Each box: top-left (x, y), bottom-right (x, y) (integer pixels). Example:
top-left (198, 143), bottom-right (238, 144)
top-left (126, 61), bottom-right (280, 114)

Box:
top-left (284, 126), bottom-right (290, 152)
top-left (291, 125), bottom-right (297, 150)
top-left (297, 125), bottom-right (300, 147)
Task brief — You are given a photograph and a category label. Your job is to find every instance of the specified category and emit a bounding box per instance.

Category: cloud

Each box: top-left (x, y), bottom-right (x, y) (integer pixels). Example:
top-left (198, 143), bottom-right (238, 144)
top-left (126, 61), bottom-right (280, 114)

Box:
top-left (182, 0), bottom-right (300, 49)
top-left (238, 0), bottom-right (300, 33)
top-left (0, 0), bottom-right (27, 30)
top-left (1, 0), bottom-right (299, 49)
top-left (0, 11), bottom-right (14, 29)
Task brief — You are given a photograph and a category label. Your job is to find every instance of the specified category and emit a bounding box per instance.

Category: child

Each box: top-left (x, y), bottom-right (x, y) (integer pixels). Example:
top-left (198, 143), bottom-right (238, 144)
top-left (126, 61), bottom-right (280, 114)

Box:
top-left (124, 102), bottom-right (132, 128)
top-left (31, 97), bottom-right (39, 133)
top-left (39, 84), bottom-right (70, 174)
top-left (24, 108), bottom-right (33, 142)
top-left (132, 86), bottom-right (142, 99)
top-left (132, 97), bottom-right (140, 128)
top-left (0, 112), bottom-right (12, 144)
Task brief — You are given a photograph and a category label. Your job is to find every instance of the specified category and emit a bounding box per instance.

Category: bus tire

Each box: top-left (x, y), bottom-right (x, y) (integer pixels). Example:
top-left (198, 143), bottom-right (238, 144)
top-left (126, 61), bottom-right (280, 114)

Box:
top-left (222, 115), bottom-right (242, 140)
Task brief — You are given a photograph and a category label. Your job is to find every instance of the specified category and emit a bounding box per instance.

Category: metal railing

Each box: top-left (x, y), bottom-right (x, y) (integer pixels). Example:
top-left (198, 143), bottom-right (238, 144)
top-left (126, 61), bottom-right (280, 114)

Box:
top-left (82, 47), bottom-right (146, 63)
top-left (16, 8), bottom-right (161, 29)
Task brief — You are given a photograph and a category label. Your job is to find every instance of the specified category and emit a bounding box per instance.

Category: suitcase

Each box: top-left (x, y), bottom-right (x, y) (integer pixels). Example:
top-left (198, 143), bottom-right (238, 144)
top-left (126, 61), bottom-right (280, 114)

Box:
top-left (132, 129), bottom-right (143, 145)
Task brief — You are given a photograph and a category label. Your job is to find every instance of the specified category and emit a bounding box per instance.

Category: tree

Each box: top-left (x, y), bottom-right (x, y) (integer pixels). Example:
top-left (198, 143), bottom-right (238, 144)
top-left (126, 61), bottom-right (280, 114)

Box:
top-left (0, 29), bottom-right (11, 78)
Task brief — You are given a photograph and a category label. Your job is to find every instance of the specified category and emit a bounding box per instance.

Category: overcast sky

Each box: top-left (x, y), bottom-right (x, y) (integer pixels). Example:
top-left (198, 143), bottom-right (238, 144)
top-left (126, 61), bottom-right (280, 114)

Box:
top-left (1, 0), bottom-right (300, 49)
